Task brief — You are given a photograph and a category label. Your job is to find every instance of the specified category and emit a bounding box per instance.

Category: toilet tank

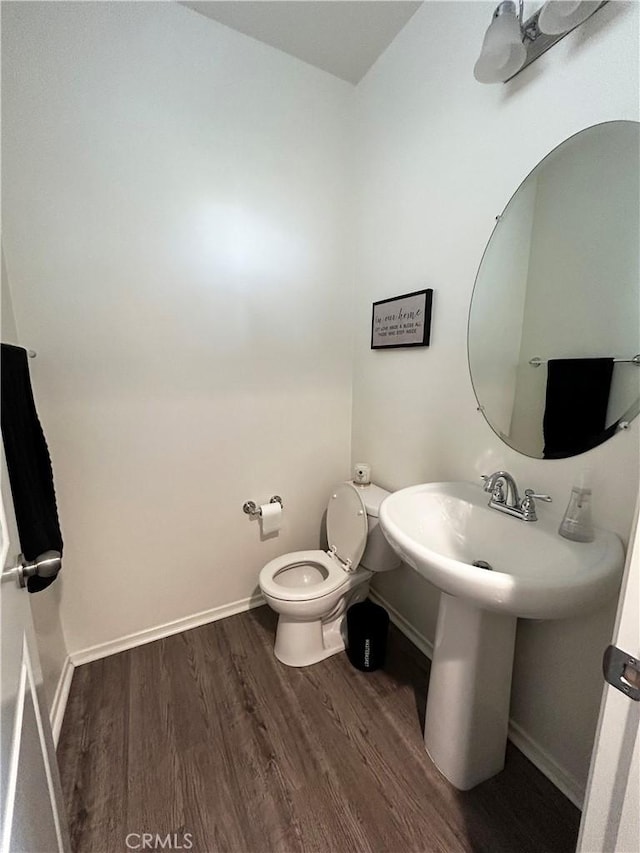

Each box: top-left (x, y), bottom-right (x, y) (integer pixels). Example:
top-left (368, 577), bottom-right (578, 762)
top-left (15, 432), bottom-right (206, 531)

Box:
top-left (356, 483), bottom-right (401, 572)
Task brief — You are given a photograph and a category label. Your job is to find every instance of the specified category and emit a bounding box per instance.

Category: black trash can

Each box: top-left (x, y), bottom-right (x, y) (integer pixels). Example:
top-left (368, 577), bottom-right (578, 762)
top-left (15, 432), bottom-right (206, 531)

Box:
top-left (346, 599), bottom-right (389, 672)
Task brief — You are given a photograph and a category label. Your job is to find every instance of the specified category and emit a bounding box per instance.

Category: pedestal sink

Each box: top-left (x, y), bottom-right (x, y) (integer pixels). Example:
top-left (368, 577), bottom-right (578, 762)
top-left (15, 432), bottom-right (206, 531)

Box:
top-left (378, 481), bottom-right (624, 791)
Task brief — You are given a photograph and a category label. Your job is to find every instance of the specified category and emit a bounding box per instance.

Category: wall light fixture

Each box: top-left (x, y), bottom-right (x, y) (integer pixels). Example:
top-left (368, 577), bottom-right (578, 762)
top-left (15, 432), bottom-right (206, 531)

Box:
top-left (474, 0), bottom-right (607, 84)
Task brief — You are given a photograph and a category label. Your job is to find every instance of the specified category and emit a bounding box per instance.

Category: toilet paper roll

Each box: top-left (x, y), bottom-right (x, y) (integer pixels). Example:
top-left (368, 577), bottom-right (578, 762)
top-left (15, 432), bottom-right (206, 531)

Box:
top-left (260, 502), bottom-right (282, 535)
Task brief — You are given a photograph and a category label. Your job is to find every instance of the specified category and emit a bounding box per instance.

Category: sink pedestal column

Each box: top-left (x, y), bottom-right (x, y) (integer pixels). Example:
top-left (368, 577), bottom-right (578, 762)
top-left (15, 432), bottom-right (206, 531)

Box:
top-left (424, 593), bottom-right (517, 790)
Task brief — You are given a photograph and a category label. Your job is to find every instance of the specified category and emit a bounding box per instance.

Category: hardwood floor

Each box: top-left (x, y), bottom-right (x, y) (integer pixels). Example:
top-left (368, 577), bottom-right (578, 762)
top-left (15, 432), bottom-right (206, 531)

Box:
top-left (57, 606), bottom-right (580, 853)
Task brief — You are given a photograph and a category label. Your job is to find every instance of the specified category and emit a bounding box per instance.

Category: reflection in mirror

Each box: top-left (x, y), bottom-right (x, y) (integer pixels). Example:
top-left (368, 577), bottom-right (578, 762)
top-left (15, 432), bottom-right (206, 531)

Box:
top-left (468, 121), bottom-right (640, 459)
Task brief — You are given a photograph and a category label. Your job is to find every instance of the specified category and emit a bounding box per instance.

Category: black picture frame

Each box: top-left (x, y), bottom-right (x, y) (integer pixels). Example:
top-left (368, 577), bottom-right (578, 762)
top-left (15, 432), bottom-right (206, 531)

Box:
top-left (371, 288), bottom-right (433, 350)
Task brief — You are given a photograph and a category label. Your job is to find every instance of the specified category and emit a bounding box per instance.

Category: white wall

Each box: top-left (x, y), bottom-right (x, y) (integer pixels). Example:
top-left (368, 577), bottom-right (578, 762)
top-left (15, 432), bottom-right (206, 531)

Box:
top-left (2, 2), bottom-right (355, 654)
top-left (352, 0), bottom-right (639, 803)
top-left (1, 249), bottom-right (69, 712)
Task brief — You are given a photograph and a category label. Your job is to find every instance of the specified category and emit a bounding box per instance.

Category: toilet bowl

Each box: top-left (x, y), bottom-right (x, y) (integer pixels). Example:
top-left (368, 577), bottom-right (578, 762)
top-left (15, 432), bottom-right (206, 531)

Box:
top-left (259, 482), bottom-right (400, 667)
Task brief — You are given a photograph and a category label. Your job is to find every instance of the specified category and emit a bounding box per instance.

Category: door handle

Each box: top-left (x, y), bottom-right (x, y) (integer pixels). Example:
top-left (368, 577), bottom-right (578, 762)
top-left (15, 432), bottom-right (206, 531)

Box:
top-left (1, 550), bottom-right (62, 588)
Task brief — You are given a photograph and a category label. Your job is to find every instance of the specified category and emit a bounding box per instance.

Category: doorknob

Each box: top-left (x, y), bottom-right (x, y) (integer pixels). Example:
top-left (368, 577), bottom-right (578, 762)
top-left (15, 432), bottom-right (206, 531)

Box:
top-left (2, 550), bottom-right (62, 588)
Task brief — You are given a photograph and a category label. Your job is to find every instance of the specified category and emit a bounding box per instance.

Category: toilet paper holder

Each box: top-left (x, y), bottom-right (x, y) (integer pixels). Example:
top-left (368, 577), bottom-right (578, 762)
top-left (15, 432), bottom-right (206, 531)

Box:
top-left (243, 496), bottom-right (283, 517)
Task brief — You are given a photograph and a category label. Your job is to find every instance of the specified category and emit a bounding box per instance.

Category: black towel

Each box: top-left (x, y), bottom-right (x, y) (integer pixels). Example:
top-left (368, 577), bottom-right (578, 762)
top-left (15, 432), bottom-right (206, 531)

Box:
top-left (1, 344), bottom-right (63, 592)
top-left (543, 358), bottom-right (614, 459)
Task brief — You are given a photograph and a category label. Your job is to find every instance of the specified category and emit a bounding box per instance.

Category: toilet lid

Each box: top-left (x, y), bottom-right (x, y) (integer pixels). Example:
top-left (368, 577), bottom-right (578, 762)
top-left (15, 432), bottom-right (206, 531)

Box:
top-left (326, 482), bottom-right (368, 569)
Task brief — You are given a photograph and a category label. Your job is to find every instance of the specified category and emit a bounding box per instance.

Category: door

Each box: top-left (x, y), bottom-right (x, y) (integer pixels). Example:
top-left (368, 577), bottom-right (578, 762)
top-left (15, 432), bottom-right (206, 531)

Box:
top-left (0, 447), bottom-right (70, 852)
top-left (578, 500), bottom-right (640, 853)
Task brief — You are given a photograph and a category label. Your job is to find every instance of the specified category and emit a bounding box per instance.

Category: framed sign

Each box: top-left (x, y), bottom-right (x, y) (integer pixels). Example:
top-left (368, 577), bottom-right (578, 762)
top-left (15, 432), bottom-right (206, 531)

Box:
top-left (371, 288), bottom-right (433, 349)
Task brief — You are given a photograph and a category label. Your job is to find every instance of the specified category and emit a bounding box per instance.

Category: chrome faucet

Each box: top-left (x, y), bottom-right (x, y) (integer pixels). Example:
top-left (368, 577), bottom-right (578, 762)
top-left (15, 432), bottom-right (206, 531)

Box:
top-left (481, 471), bottom-right (551, 522)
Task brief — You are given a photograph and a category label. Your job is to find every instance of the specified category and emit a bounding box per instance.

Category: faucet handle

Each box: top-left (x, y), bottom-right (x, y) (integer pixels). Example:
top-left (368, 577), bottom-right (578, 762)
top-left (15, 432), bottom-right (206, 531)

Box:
top-left (524, 489), bottom-right (552, 503)
top-left (482, 474), bottom-right (507, 503)
top-left (521, 489), bottom-right (551, 522)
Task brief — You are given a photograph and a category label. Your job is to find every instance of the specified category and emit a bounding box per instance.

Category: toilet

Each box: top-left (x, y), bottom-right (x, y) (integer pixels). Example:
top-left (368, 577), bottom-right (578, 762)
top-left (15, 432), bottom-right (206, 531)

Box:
top-left (259, 481), bottom-right (400, 667)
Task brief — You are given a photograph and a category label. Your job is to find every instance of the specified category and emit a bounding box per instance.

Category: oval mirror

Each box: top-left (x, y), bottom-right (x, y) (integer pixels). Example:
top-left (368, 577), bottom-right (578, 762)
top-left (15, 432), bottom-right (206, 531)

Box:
top-left (468, 121), bottom-right (640, 459)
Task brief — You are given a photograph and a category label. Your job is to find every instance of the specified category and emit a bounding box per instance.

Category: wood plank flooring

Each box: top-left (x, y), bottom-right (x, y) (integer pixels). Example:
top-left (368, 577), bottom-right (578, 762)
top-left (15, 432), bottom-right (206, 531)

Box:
top-left (57, 606), bottom-right (580, 853)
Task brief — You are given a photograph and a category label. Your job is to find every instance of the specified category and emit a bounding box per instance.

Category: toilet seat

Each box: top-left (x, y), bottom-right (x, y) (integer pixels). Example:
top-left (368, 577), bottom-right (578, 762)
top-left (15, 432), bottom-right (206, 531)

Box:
top-left (260, 484), bottom-right (370, 603)
top-left (326, 482), bottom-right (368, 570)
top-left (259, 550), bottom-right (353, 602)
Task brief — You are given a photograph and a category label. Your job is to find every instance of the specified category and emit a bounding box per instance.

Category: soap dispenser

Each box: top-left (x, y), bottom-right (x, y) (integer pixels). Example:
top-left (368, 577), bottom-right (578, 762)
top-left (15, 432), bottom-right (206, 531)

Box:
top-left (559, 472), bottom-right (594, 543)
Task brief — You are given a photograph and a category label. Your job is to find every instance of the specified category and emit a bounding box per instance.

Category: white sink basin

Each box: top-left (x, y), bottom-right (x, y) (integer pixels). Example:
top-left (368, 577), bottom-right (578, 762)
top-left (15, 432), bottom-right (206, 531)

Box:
top-left (379, 481), bottom-right (624, 620)
top-left (378, 480), bottom-right (625, 792)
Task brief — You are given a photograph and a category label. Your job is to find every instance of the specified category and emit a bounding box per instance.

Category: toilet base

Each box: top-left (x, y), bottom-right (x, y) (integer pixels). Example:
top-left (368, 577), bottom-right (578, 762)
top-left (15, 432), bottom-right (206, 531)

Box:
top-left (273, 584), bottom-right (369, 667)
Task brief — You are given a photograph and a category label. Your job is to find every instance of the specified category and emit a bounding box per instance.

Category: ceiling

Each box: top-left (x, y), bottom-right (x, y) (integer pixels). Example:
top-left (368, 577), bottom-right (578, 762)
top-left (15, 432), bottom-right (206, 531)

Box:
top-left (180, 1), bottom-right (423, 84)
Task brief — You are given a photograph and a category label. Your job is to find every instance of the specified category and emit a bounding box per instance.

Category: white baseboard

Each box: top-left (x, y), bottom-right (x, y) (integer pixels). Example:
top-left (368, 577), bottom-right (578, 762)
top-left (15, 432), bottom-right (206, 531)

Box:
top-left (50, 655), bottom-right (74, 747)
top-left (370, 589), bottom-right (584, 810)
top-left (507, 719), bottom-right (584, 809)
top-left (370, 589), bottom-right (434, 659)
top-left (70, 592), bottom-right (266, 667)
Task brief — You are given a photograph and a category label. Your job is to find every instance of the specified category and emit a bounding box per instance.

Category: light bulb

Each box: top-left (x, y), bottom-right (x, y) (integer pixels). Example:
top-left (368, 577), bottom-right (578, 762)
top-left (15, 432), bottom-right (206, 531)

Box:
top-left (474, 4), bottom-right (527, 84)
top-left (538, 1), bottom-right (601, 35)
